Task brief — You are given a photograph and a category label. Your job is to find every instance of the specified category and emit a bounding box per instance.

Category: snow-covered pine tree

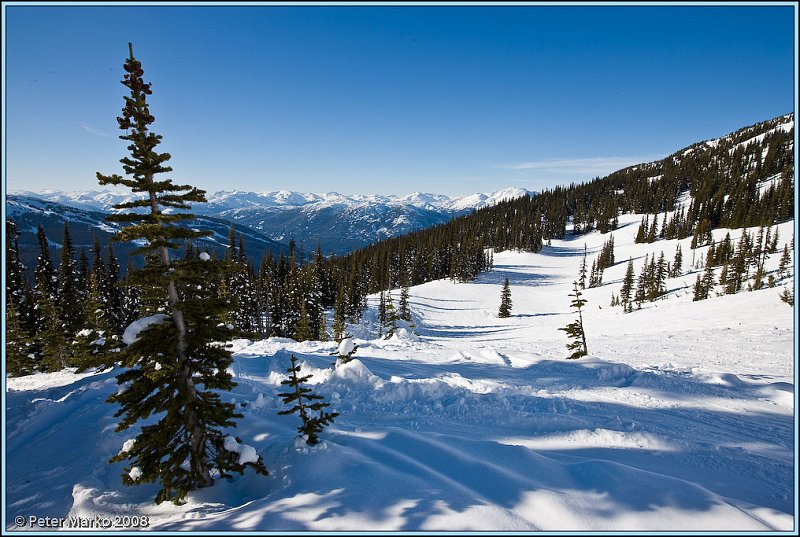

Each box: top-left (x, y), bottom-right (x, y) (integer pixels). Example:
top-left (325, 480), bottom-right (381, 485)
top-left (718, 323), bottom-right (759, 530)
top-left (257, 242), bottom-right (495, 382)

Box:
top-left (559, 281), bottom-right (588, 359)
top-left (498, 276), bottom-right (512, 318)
top-left (278, 355), bottom-right (339, 446)
top-left (317, 312), bottom-right (329, 342)
top-left (99, 43), bottom-right (266, 504)
top-left (6, 220), bottom-right (37, 367)
top-left (6, 297), bottom-right (34, 377)
top-left (57, 222), bottom-right (83, 336)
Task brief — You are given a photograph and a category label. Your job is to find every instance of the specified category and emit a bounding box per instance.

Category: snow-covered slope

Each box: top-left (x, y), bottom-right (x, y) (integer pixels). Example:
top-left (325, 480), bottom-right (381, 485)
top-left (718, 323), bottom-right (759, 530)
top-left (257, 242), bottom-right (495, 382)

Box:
top-left (5, 214), bottom-right (794, 531)
top-left (11, 188), bottom-right (533, 254)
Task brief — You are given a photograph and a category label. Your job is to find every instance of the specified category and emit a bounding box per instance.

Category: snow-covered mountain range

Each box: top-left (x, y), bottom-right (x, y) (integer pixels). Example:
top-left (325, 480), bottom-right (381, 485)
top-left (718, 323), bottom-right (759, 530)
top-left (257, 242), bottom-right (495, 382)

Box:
top-left (9, 187), bottom-right (533, 254)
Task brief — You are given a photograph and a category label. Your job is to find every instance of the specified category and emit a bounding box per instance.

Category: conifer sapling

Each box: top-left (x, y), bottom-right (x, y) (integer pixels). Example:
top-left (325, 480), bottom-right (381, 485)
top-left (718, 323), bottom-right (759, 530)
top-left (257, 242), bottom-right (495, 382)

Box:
top-left (278, 355), bottom-right (339, 446)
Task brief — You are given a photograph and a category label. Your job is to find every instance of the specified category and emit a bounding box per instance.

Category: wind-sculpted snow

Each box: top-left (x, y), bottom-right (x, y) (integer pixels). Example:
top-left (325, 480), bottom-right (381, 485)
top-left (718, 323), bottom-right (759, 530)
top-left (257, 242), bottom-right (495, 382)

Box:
top-left (5, 215), bottom-right (794, 531)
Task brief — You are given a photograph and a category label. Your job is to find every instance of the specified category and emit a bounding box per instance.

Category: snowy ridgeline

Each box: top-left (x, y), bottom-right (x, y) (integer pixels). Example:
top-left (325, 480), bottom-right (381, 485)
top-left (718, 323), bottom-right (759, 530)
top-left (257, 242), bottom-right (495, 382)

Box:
top-left (5, 215), bottom-right (795, 531)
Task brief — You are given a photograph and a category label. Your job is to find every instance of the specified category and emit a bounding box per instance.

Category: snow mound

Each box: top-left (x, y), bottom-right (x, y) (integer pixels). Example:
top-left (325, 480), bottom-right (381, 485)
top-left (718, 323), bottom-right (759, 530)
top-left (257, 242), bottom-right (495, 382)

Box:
top-left (328, 360), bottom-right (383, 389)
top-left (386, 328), bottom-right (419, 343)
top-left (223, 435), bottom-right (260, 465)
top-left (337, 338), bottom-right (356, 356)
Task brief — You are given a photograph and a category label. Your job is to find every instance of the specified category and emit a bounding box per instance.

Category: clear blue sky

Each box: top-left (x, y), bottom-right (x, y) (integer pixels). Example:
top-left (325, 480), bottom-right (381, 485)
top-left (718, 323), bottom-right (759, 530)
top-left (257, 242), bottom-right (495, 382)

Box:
top-left (3, 3), bottom-right (796, 197)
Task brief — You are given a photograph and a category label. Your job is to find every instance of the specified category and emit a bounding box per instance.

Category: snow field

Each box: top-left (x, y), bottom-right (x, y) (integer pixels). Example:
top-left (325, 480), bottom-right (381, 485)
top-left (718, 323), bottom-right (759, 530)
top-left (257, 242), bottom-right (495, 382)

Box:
top-left (5, 214), bottom-right (795, 531)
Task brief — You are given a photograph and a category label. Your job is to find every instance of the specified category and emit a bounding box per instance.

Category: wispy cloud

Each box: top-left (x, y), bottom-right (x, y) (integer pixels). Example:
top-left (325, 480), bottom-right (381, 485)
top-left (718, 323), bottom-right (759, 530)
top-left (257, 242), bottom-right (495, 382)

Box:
top-left (495, 155), bottom-right (662, 174)
top-left (79, 122), bottom-right (111, 138)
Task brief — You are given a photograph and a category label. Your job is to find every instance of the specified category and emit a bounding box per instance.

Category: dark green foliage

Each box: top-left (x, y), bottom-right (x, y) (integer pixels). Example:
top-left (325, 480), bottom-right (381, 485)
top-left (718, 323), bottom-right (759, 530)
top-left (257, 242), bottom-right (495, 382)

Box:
top-left (671, 244), bottom-right (683, 278)
top-left (596, 235), bottom-right (615, 270)
top-left (620, 259), bottom-right (635, 313)
top-left (295, 301), bottom-right (313, 342)
top-left (98, 43), bottom-right (265, 505)
top-left (278, 355), bottom-right (339, 446)
top-left (578, 244), bottom-right (588, 289)
top-left (57, 222), bottom-right (84, 335)
top-left (383, 289), bottom-right (399, 339)
top-left (398, 282), bottom-right (412, 322)
top-left (778, 244), bottom-right (791, 279)
top-left (498, 276), bottom-right (512, 318)
top-left (6, 297), bottom-right (35, 376)
top-left (780, 286), bottom-right (794, 306)
top-left (559, 281), bottom-right (588, 359)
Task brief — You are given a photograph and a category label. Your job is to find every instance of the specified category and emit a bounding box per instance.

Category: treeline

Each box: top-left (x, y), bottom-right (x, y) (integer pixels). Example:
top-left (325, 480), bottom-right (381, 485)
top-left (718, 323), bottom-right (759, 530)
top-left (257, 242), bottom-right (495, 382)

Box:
top-left (6, 114), bottom-right (794, 377)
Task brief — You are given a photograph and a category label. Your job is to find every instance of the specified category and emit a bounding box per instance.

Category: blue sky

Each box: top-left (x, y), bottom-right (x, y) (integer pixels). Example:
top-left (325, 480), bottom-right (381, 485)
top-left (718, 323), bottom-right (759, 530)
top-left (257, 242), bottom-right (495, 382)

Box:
top-left (3, 3), bottom-right (796, 197)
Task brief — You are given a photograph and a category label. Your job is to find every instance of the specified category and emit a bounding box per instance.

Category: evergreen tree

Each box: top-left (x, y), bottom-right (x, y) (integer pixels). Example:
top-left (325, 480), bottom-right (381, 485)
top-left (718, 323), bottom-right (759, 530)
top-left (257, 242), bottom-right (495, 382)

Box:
top-left (99, 43), bottom-right (266, 504)
top-left (383, 290), bottom-right (398, 339)
top-left (646, 214), bottom-right (658, 243)
top-left (778, 244), bottom-right (791, 279)
top-left (6, 297), bottom-right (35, 376)
top-left (634, 254), bottom-right (648, 307)
top-left (780, 286), bottom-right (794, 306)
top-left (558, 281), bottom-right (588, 359)
top-left (655, 251), bottom-right (668, 298)
top-left (38, 293), bottom-right (70, 371)
top-left (377, 290), bottom-right (386, 338)
top-left (294, 301), bottom-right (312, 342)
top-left (398, 283), bottom-right (412, 322)
top-left (498, 276), bottom-right (512, 318)
top-left (671, 244), bottom-right (683, 278)
top-left (578, 244), bottom-right (588, 289)
top-left (6, 220), bottom-right (36, 338)
top-left (106, 241), bottom-right (125, 334)
top-left (332, 286), bottom-right (347, 342)
top-left (692, 273), bottom-right (705, 301)
top-left (620, 258), bottom-right (635, 312)
top-left (278, 355), bottom-right (339, 446)
top-left (635, 215), bottom-right (648, 243)
top-left (57, 222), bottom-right (83, 335)
top-left (317, 312), bottom-right (329, 342)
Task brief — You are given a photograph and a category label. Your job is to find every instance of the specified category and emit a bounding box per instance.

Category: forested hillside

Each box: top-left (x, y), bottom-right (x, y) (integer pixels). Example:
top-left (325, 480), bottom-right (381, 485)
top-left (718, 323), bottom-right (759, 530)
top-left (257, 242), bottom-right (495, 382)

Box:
top-left (5, 113), bottom-right (794, 376)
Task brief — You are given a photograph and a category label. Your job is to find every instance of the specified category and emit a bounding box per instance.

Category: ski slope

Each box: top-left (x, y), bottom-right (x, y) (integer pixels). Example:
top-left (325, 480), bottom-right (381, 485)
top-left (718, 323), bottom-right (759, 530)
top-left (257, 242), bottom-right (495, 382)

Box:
top-left (5, 214), bottom-right (795, 532)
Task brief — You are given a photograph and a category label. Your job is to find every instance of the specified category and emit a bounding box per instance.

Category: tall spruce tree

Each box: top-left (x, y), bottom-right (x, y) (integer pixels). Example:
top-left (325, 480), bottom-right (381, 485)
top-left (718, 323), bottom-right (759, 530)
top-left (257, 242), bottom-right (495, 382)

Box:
top-left (498, 276), bottom-right (512, 318)
top-left (559, 281), bottom-right (588, 359)
top-left (620, 258), bottom-right (635, 312)
top-left (98, 43), bottom-right (266, 504)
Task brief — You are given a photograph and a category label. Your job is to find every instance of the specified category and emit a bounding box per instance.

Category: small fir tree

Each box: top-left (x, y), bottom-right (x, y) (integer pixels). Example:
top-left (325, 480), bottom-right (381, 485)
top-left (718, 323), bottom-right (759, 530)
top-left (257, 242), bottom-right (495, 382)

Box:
top-left (779, 286), bottom-right (794, 306)
top-left (671, 244), bottom-right (683, 278)
top-left (398, 283), bottom-right (412, 322)
top-left (778, 244), bottom-right (791, 279)
top-left (559, 281), bottom-right (588, 359)
top-left (278, 355), bottom-right (339, 446)
top-left (294, 301), bottom-right (312, 342)
top-left (498, 276), bottom-right (512, 318)
top-left (383, 290), bottom-right (398, 339)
